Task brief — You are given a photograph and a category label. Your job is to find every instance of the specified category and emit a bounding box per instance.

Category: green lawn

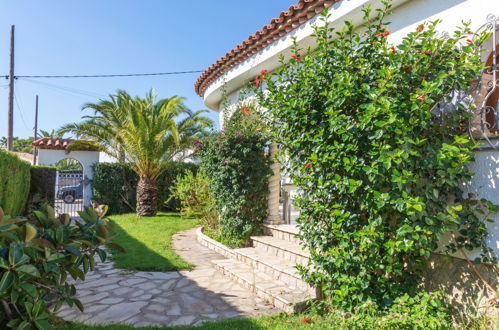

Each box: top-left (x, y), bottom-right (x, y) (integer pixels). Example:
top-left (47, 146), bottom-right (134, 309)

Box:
top-left (56, 313), bottom-right (345, 330)
top-left (107, 212), bottom-right (199, 271)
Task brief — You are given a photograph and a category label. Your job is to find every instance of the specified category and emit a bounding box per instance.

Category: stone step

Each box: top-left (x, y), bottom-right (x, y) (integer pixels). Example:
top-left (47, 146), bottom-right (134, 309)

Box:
top-left (250, 235), bottom-right (310, 266)
top-left (212, 258), bottom-right (315, 314)
top-left (232, 247), bottom-right (313, 292)
top-left (263, 224), bottom-right (301, 243)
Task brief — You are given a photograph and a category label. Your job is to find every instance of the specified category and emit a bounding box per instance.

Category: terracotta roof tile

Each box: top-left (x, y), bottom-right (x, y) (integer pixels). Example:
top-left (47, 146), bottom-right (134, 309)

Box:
top-left (32, 138), bottom-right (99, 151)
top-left (195, 0), bottom-right (337, 97)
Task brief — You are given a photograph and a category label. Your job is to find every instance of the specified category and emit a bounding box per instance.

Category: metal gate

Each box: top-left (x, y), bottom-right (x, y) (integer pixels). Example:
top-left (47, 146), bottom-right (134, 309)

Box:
top-left (54, 159), bottom-right (84, 216)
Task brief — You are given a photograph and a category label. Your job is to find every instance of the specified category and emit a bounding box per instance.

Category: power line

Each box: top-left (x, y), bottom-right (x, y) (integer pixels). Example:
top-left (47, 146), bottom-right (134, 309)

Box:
top-left (19, 78), bottom-right (106, 98)
top-left (13, 89), bottom-right (29, 131)
top-left (2, 69), bottom-right (204, 79)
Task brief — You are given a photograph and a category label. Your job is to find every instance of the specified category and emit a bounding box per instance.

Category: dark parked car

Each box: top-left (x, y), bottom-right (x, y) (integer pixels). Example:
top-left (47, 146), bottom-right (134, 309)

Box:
top-left (57, 181), bottom-right (83, 204)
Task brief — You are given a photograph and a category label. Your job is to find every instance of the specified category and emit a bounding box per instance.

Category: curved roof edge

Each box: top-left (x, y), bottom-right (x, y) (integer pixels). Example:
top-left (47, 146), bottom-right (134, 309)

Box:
top-left (194, 0), bottom-right (337, 98)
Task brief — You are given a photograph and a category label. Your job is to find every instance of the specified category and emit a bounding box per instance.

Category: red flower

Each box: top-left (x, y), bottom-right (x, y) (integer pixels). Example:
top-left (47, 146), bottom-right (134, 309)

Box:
top-left (292, 55), bottom-right (302, 61)
top-left (260, 69), bottom-right (268, 75)
top-left (417, 25), bottom-right (424, 33)
top-left (417, 95), bottom-right (425, 101)
top-left (243, 106), bottom-right (249, 116)
top-left (390, 47), bottom-right (396, 53)
top-left (362, 32), bottom-right (367, 37)
top-left (304, 163), bottom-right (312, 169)
top-left (466, 39), bottom-right (474, 44)
top-left (404, 67), bottom-right (411, 72)
top-left (376, 30), bottom-right (390, 37)
top-left (254, 75), bottom-right (260, 88)
top-left (301, 317), bottom-right (311, 323)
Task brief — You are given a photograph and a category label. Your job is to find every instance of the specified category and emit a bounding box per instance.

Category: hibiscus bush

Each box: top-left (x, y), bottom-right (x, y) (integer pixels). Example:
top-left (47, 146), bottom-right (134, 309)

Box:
top-left (255, 1), bottom-right (497, 309)
top-left (0, 205), bottom-right (116, 329)
top-left (199, 104), bottom-right (272, 246)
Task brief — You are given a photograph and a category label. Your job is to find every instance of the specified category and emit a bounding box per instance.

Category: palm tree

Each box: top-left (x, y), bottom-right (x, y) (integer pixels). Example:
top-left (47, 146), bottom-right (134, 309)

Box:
top-left (58, 91), bottom-right (130, 162)
top-left (59, 89), bottom-right (213, 216)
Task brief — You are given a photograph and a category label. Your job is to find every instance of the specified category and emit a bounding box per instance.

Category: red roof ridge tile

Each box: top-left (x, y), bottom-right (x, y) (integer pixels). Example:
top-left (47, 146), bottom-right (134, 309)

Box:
top-left (32, 137), bottom-right (100, 151)
top-left (194, 0), bottom-right (337, 98)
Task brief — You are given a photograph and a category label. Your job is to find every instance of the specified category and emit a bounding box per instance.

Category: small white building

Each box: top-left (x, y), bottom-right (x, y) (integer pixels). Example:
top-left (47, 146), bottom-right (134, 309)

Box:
top-left (33, 137), bottom-right (100, 212)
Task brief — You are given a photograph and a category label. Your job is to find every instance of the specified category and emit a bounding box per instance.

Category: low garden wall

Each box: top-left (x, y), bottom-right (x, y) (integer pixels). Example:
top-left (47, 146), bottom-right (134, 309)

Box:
top-left (0, 149), bottom-right (31, 215)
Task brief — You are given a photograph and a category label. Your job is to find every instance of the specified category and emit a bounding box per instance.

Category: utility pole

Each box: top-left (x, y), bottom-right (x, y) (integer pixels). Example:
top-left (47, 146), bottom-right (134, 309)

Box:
top-left (7, 25), bottom-right (15, 151)
top-left (33, 95), bottom-right (38, 165)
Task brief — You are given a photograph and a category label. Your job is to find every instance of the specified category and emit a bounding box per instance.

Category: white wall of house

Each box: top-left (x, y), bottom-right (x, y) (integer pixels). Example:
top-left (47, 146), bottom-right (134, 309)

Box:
top-left (36, 149), bottom-right (100, 207)
top-left (465, 149), bottom-right (499, 257)
top-left (200, 0), bottom-right (499, 257)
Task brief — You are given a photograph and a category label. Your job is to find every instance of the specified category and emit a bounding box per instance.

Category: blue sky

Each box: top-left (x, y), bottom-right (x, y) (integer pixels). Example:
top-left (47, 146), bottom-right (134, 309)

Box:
top-left (0, 0), bottom-right (294, 138)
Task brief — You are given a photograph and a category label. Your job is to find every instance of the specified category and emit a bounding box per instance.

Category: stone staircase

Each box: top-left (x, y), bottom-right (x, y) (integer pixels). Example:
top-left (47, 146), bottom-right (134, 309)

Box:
top-left (210, 224), bottom-right (317, 313)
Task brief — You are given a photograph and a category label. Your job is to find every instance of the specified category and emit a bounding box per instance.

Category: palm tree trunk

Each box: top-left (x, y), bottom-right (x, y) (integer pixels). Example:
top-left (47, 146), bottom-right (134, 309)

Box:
top-left (136, 175), bottom-right (158, 216)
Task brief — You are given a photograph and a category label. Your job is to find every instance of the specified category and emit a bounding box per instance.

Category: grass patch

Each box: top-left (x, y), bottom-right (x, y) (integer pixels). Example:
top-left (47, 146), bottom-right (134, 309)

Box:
top-left (107, 212), bottom-right (198, 272)
top-left (55, 313), bottom-right (351, 330)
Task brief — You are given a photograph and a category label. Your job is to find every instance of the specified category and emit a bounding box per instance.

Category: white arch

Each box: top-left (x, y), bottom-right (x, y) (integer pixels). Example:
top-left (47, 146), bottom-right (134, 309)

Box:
top-left (36, 149), bottom-right (99, 207)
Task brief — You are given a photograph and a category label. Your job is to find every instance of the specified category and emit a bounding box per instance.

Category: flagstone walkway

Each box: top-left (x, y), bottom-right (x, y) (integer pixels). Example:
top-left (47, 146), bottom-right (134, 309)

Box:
top-left (57, 227), bottom-right (278, 327)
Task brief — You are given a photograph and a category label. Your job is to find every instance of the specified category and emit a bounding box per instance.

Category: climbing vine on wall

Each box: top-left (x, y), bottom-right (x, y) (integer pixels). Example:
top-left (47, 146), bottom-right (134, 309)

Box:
top-left (255, 1), bottom-right (498, 309)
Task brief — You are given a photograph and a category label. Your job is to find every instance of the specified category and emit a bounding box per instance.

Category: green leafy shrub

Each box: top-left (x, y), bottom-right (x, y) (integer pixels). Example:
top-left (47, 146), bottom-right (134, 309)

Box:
top-left (92, 162), bottom-right (197, 214)
top-left (170, 170), bottom-right (219, 228)
top-left (0, 204), bottom-right (116, 329)
top-left (28, 166), bottom-right (57, 215)
top-left (255, 2), bottom-right (497, 309)
top-left (0, 149), bottom-right (31, 216)
top-left (92, 163), bottom-right (137, 215)
top-left (199, 104), bottom-right (272, 246)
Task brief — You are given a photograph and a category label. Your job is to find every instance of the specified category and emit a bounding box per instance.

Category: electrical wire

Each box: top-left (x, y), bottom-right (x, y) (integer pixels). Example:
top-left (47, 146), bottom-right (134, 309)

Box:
top-left (19, 78), bottom-right (106, 99)
top-left (13, 89), bottom-right (30, 131)
top-left (2, 70), bottom-right (204, 79)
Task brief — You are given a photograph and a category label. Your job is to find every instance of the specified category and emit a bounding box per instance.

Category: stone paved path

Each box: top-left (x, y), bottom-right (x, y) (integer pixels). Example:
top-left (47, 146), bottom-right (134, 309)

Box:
top-left (57, 227), bottom-right (278, 327)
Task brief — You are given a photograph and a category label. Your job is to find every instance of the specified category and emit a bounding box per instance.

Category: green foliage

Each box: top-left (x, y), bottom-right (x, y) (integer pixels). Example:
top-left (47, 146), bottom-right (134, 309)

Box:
top-left (0, 149), bottom-right (31, 216)
top-left (92, 162), bottom-right (138, 214)
top-left (0, 204), bottom-right (115, 329)
top-left (59, 89), bottom-right (213, 216)
top-left (199, 105), bottom-right (272, 246)
top-left (170, 171), bottom-right (219, 229)
top-left (28, 166), bottom-right (57, 215)
top-left (256, 2), bottom-right (497, 309)
top-left (0, 137), bottom-right (34, 154)
top-left (92, 162), bottom-right (198, 214)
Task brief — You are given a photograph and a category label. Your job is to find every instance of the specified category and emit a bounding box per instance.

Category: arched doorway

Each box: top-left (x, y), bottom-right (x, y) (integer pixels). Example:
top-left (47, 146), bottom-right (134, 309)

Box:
top-left (55, 158), bottom-right (84, 216)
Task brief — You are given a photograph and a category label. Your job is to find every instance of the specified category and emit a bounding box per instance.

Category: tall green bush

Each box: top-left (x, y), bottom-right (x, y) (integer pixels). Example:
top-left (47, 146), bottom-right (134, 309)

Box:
top-left (92, 162), bottom-right (198, 214)
top-left (28, 166), bottom-right (57, 214)
top-left (0, 149), bottom-right (31, 216)
top-left (170, 170), bottom-right (219, 228)
top-left (199, 104), bottom-right (272, 246)
top-left (256, 2), bottom-right (497, 309)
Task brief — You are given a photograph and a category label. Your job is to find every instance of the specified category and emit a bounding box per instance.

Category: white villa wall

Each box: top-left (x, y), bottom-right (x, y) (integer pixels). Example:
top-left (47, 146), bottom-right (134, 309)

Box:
top-left (36, 149), bottom-right (99, 207)
top-left (201, 0), bottom-right (499, 258)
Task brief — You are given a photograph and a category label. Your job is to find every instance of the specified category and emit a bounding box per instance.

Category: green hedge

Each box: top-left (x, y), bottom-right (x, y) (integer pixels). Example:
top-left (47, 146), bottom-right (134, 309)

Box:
top-left (0, 149), bottom-right (31, 215)
top-left (92, 162), bottom-right (198, 214)
top-left (28, 165), bottom-right (57, 212)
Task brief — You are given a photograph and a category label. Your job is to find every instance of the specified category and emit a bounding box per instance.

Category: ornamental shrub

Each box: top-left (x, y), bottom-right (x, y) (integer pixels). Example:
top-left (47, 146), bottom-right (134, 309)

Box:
top-left (170, 170), bottom-right (219, 229)
top-left (27, 166), bottom-right (57, 216)
top-left (0, 204), bottom-right (116, 329)
top-left (256, 2), bottom-right (497, 309)
top-left (92, 162), bottom-right (198, 214)
top-left (199, 104), bottom-right (272, 246)
top-left (0, 149), bottom-right (31, 216)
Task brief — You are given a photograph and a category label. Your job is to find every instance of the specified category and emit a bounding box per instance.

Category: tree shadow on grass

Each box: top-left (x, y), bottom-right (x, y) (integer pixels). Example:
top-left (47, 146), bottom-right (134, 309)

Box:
top-left (106, 214), bottom-right (199, 272)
